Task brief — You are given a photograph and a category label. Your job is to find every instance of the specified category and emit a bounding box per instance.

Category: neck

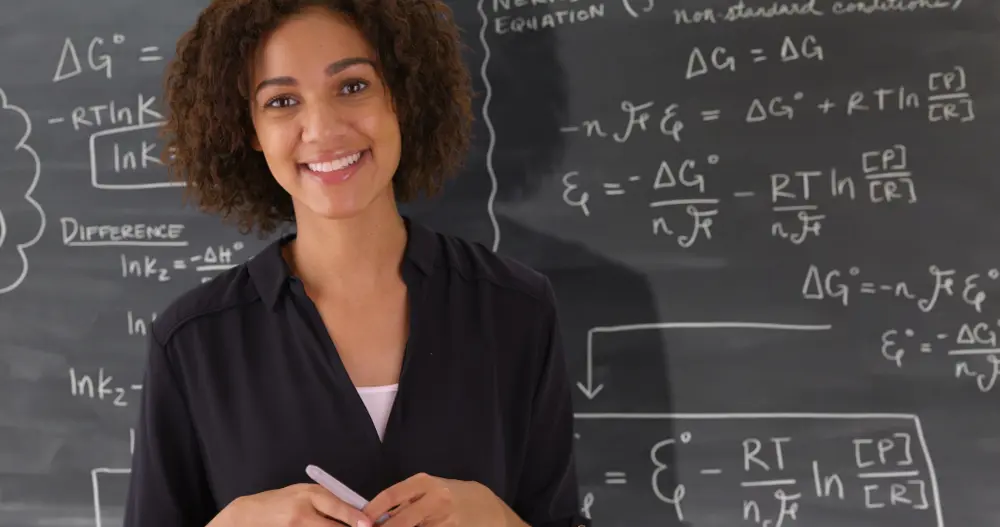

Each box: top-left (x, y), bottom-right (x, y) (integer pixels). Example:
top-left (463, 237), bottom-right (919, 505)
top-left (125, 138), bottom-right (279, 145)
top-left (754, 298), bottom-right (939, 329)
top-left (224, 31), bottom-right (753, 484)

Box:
top-left (284, 193), bottom-right (407, 298)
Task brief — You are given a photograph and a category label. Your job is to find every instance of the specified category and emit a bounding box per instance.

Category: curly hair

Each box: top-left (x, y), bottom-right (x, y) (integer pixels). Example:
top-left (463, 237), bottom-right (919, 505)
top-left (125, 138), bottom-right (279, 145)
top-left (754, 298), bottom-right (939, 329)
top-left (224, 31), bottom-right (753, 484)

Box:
top-left (161, 0), bottom-right (474, 236)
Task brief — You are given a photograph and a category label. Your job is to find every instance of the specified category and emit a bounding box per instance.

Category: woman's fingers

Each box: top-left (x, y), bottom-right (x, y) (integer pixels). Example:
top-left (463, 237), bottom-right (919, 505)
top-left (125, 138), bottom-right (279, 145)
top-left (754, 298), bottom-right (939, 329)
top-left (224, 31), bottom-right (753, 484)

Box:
top-left (306, 485), bottom-right (376, 527)
top-left (364, 473), bottom-right (436, 520)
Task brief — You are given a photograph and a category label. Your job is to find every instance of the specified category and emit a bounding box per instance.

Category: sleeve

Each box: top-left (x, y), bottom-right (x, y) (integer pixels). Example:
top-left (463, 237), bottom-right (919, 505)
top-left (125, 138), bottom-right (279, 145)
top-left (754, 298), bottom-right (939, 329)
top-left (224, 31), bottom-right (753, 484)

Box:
top-left (512, 277), bottom-right (591, 527)
top-left (123, 330), bottom-right (216, 527)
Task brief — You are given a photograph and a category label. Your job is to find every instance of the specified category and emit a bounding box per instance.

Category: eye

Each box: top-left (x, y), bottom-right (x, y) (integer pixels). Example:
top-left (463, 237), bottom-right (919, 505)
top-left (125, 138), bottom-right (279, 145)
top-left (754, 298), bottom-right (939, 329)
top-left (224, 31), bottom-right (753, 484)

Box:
top-left (340, 79), bottom-right (369, 95)
top-left (264, 95), bottom-right (297, 108)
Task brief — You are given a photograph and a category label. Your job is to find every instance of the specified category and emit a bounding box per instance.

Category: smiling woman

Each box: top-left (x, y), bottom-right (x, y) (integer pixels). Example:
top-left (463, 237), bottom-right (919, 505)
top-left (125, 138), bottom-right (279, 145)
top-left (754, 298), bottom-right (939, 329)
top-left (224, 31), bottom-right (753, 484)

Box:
top-left (248, 25), bottom-right (402, 220)
top-left (124, 2), bottom-right (586, 527)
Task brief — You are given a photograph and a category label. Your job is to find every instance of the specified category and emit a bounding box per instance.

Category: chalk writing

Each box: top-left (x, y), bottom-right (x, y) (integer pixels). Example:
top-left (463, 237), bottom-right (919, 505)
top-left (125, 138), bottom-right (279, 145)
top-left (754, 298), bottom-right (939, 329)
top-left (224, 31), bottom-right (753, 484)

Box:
top-left (558, 68), bottom-right (974, 154)
top-left (52, 34), bottom-right (162, 83)
top-left (685, 35), bottom-right (824, 80)
top-left (667, 0), bottom-right (960, 25)
top-left (126, 310), bottom-right (157, 337)
top-left (560, 100), bottom-right (685, 144)
top-left (69, 367), bottom-right (141, 408)
top-left (803, 264), bottom-right (993, 312)
top-left (577, 322), bottom-right (832, 399)
top-left (0, 88), bottom-right (45, 295)
top-left (741, 68), bottom-right (975, 123)
top-left (47, 93), bottom-right (164, 131)
top-left (488, 2), bottom-right (606, 35)
top-left (118, 242), bottom-right (246, 283)
top-left (927, 67), bottom-right (974, 123)
top-left (90, 122), bottom-right (176, 190)
top-left (881, 322), bottom-right (1000, 393)
top-left (60, 218), bottom-right (186, 247)
top-left (575, 413), bottom-right (943, 526)
top-left (561, 144), bottom-right (916, 247)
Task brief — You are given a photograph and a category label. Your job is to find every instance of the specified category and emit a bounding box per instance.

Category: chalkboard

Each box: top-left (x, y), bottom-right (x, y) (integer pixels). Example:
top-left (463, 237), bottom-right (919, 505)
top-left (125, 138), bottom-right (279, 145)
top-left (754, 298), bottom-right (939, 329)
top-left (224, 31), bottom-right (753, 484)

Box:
top-left (2, 0), bottom-right (999, 526)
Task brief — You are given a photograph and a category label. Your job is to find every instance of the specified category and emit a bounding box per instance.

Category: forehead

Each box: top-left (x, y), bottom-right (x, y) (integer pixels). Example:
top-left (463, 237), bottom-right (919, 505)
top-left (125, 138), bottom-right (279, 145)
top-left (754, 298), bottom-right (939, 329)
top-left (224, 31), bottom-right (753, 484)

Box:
top-left (251, 6), bottom-right (374, 78)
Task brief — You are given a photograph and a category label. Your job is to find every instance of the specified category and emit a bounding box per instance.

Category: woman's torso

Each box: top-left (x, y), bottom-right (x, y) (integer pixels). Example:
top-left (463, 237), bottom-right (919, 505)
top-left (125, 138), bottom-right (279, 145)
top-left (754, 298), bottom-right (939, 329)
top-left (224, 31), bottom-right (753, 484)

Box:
top-left (150, 218), bottom-right (556, 512)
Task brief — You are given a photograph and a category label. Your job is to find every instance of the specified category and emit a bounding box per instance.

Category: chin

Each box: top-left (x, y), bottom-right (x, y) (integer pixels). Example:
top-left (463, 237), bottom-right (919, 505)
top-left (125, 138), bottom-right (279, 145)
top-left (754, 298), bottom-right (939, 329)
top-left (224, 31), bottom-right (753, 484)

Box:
top-left (301, 192), bottom-right (384, 221)
top-left (284, 167), bottom-right (396, 222)
top-left (309, 202), bottom-right (369, 220)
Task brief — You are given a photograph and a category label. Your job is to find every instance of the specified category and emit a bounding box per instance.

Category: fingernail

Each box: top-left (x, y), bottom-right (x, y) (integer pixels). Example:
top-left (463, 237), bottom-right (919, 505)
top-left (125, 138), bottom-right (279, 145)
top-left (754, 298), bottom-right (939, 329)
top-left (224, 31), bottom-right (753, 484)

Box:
top-left (358, 521), bottom-right (370, 527)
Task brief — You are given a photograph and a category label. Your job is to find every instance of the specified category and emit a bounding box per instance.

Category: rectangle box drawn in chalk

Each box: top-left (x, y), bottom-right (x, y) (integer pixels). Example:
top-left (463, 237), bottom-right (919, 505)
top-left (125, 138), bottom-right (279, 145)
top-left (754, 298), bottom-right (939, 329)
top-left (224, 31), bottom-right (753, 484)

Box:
top-left (91, 467), bottom-right (130, 527)
top-left (574, 412), bottom-right (946, 527)
top-left (89, 121), bottom-right (183, 190)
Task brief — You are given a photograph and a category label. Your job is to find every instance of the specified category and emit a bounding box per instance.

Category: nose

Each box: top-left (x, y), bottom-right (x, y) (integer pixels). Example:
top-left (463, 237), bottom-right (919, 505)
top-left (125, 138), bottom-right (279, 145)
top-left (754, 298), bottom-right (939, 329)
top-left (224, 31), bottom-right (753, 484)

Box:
top-left (301, 99), bottom-right (349, 143)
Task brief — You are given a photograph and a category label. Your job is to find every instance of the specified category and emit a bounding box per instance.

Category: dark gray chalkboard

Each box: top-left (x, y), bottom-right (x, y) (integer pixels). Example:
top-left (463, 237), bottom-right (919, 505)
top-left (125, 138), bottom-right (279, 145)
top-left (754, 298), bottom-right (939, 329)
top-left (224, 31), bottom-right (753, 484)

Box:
top-left (2, 0), bottom-right (999, 525)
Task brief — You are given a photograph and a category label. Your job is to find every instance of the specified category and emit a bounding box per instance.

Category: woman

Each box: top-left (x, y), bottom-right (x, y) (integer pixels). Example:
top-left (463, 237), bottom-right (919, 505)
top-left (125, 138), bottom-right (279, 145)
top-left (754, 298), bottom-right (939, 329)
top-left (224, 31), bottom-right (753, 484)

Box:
top-left (123, 1), bottom-right (586, 526)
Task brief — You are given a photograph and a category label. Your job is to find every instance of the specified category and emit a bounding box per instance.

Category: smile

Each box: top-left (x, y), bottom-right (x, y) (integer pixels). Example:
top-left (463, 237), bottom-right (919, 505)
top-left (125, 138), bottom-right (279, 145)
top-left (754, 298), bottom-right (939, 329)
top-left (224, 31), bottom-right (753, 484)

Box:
top-left (299, 149), bottom-right (370, 184)
top-left (306, 151), bottom-right (362, 172)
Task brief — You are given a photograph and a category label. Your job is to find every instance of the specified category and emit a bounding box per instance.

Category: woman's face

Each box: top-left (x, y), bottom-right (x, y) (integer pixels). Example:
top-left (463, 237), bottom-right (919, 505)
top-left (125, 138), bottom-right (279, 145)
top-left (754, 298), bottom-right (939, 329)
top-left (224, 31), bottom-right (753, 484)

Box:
top-left (248, 7), bottom-right (401, 221)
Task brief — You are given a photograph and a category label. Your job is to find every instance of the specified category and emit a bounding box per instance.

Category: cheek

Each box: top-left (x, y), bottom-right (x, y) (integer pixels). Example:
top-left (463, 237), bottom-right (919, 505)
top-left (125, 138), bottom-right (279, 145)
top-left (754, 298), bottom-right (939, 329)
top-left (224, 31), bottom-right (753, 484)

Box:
top-left (356, 108), bottom-right (400, 147)
top-left (257, 124), bottom-right (300, 163)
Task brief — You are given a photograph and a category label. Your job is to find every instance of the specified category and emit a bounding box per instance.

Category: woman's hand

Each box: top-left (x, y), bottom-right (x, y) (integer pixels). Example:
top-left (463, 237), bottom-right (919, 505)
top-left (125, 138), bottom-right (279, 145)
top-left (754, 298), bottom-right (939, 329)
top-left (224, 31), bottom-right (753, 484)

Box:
top-left (362, 473), bottom-right (525, 527)
top-left (209, 483), bottom-right (373, 527)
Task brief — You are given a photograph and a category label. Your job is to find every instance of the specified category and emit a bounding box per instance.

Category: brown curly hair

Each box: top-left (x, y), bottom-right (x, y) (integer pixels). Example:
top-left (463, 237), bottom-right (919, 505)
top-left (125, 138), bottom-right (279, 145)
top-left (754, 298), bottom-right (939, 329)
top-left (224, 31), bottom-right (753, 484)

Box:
top-left (161, 0), bottom-right (473, 236)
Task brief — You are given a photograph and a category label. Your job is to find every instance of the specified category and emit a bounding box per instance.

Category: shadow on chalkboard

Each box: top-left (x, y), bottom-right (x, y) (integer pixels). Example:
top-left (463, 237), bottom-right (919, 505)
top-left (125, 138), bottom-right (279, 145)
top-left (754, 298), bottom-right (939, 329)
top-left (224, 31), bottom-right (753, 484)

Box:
top-left (419, 3), bottom-right (681, 524)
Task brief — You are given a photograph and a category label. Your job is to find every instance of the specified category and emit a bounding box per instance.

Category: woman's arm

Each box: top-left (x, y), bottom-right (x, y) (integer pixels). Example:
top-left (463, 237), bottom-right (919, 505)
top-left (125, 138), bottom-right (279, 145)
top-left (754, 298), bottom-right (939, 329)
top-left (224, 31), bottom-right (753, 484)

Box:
top-left (511, 278), bottom-right (590, 527)
top-left (123, 331), bottom-right (216, 527)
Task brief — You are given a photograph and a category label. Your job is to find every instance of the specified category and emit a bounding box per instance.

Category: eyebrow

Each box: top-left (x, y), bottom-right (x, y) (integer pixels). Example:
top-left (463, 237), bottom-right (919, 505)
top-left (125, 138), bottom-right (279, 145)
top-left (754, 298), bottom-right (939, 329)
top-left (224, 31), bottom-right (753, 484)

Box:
top-left (253, 57), bottom-right (376, 98)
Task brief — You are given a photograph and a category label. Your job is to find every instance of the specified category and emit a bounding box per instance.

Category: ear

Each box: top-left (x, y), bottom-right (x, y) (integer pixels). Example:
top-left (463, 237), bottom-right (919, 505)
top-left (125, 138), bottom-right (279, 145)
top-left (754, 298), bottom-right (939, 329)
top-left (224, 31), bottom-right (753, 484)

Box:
top-left (250, 134), bottom-right (262, 151)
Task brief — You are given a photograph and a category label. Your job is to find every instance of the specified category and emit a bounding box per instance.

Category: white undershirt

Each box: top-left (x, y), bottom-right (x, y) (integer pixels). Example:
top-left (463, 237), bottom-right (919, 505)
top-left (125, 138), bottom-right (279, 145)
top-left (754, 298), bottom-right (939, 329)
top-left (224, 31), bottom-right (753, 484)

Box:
top-left (356, 384), bottom-right (398, 442)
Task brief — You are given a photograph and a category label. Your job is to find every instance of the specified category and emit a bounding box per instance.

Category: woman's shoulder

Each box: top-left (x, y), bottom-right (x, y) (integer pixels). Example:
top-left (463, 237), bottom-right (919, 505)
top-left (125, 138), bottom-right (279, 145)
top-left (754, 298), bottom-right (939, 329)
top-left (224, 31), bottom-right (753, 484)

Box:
top-left (147, 258), bottom-right (258, 347)
top-left (427, 223), bottom-right (555, 308)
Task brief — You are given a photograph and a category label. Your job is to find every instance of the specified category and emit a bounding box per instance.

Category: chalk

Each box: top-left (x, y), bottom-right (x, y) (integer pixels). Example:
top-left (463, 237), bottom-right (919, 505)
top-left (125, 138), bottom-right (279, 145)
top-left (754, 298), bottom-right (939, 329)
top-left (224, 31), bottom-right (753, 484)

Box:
top-left (305, 464), bottom-right (392, 525)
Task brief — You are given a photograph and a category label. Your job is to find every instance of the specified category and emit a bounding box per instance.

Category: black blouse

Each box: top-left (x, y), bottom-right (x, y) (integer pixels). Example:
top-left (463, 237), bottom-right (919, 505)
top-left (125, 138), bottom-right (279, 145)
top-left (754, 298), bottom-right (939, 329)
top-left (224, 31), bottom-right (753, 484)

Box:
top-left (123, 216), bottom-right (587, 527)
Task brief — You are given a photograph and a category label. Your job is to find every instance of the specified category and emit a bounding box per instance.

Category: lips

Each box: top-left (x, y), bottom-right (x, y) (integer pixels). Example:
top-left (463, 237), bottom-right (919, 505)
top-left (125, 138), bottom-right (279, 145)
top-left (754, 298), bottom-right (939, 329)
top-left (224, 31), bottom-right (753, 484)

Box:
top-left (299, 149), bottom-right (370, 184)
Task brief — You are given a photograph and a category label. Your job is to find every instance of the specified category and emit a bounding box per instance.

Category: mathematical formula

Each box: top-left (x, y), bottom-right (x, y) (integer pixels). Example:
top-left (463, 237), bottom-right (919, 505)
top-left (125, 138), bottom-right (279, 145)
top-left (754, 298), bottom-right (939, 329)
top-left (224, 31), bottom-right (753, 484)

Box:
top-left (684, 35), bottom-right (824, 80)
top-left (52, 33), bottom-right (163, 83)
top-left (803, 264), bottom-right (995, 313)
top-left (119, 242), bottom-right (245, 283)
top-left (562, 144), bottom-right (917, 247)
top-left (46, 93), bottom-right (163, 131)
top-left (574, 413), bottom-right (943, 527)
top-left (560, 67), bottom-right (973, 141)
top-left (881, 322), bottom-right (1000, 393)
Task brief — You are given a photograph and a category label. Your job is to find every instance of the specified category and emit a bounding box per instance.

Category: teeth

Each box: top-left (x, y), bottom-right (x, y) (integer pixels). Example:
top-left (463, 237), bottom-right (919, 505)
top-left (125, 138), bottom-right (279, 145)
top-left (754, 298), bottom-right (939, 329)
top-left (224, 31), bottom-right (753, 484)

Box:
top-left (307, 151), bottom-right (362, 172)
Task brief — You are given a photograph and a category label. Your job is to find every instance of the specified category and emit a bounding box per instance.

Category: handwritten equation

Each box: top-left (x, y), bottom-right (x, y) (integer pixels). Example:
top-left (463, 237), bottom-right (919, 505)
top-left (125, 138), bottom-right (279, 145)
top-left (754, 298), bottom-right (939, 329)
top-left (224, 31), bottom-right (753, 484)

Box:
top-left (803, 264), bottom-right (996, 313)
top-left (574, 413), bottom-right (943, 527)
top-left (0, 34), bottom-right (173, 295)
top-left (120, 242), bottom-right (244, 283)
top-left (59, 218), bottom-right (244, 282)
top-left (52, 33), bottom-right (163, 83)
top-left (560, 67), bottom-right (973, 140)
top-left (47, 34), bottom-right (176, 189)
top-left (683, 35), bottom-right (824, 80)
top-left (881, 321), bottom-right (1000, 393)
top-left (562, 144), bottom-right (917, 247)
